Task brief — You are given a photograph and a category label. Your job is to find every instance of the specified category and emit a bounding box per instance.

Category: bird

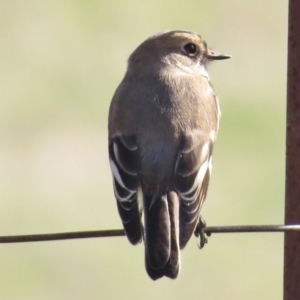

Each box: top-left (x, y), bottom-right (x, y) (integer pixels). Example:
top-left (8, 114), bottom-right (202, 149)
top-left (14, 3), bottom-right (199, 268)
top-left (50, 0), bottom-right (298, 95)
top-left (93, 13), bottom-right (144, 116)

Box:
top-left (108, 30), bottom-right (230, 280)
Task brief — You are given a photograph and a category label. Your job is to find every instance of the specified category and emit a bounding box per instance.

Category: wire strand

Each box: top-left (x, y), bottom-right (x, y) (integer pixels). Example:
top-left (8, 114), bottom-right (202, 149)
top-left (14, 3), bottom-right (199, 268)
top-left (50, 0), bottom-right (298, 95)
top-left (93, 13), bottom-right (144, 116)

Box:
top-left (0, 225), bottom-right (299, 244)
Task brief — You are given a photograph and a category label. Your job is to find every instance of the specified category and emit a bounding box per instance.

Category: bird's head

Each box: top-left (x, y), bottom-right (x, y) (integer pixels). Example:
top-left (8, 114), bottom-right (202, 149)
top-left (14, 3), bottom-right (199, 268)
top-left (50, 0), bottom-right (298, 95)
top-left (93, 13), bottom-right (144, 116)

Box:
top-left (128, 30), bottom-right (231, 74)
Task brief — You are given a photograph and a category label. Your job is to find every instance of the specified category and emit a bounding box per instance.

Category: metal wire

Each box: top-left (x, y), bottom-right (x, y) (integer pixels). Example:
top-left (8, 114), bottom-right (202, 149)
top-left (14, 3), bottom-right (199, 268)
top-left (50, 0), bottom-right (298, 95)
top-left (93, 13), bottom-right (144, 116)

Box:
top-left (0, 224), bottom-right (299, 244)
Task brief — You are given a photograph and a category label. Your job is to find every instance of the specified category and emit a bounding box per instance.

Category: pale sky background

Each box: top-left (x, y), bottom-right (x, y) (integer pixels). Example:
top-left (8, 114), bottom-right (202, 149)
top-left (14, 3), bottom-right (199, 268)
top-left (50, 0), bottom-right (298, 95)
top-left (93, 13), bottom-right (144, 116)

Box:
top-left (0, 1), bottom-right (287, 299)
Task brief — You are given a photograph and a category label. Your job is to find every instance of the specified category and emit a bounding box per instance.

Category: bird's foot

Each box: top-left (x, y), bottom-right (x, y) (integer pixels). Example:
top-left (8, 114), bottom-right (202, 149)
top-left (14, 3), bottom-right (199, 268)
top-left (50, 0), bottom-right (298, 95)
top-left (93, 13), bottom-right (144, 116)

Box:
top-left (194, 215), bottom-right (211, 249)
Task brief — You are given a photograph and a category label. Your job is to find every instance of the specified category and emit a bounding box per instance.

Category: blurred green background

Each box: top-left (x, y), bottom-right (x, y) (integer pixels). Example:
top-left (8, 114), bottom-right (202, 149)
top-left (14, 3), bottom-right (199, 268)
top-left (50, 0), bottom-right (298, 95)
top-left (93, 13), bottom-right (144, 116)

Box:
top-left (0, 1), bottom-right (286, 299)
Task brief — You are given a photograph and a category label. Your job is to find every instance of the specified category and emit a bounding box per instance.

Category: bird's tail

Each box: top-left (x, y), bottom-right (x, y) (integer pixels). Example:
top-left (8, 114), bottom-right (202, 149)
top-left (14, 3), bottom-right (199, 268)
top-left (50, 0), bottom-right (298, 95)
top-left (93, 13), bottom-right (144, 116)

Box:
top-left (143, 192), bottom-right (180, 280)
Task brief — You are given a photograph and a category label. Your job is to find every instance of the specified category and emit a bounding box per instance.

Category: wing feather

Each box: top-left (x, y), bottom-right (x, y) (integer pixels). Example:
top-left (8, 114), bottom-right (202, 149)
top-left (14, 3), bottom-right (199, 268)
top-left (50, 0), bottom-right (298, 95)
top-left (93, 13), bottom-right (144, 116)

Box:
top-left (109, 135), bottom-right (142, 245)
top-left (174, 134), bottom-right (214, 249)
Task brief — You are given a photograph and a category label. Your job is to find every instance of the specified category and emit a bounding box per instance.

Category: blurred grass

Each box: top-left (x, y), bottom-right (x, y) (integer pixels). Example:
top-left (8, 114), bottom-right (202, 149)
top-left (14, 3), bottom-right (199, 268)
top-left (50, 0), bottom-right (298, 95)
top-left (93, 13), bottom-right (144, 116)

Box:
top-left (0, 0), bottom-right (286, 299)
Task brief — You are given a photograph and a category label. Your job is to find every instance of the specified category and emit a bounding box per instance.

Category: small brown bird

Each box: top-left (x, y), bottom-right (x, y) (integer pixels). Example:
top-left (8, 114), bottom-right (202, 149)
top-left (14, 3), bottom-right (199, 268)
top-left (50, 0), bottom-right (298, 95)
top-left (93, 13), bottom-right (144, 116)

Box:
top-left (108, 30), bottom-right (230, 280)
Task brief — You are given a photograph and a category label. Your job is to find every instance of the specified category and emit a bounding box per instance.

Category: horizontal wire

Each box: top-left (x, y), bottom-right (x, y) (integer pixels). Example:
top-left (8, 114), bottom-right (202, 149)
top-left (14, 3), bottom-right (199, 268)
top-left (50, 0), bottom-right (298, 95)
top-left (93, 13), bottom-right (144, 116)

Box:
top-left (204, 224), bottom-right (300, 234)
top-left (0, 225), bottom-right (299, 244)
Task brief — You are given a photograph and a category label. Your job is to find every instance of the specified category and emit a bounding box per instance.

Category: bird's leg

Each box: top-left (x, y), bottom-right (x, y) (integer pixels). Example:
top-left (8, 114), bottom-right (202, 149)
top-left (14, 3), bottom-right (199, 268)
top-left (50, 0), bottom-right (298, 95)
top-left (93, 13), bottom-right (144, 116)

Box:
top-left (194, 215), bottom-right (210, 249)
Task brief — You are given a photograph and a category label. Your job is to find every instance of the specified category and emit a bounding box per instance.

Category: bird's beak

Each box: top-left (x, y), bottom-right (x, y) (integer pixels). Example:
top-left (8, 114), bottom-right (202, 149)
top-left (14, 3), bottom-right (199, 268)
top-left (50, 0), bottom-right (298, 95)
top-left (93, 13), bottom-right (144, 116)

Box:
top-left (206, 49), bottom-right (231, 60)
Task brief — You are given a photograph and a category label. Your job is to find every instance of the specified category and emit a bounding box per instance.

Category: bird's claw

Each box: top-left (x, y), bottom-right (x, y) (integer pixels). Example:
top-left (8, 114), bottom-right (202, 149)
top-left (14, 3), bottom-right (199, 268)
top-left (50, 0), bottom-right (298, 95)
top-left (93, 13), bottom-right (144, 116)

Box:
top-left (194, 216), bottom-right (210, 249)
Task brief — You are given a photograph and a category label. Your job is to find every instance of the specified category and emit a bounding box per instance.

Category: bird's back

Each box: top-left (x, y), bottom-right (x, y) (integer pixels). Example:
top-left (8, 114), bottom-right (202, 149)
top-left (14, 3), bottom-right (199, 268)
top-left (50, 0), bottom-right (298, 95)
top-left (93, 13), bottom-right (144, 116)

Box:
top-left (108, 30), bottom-right (229, 280)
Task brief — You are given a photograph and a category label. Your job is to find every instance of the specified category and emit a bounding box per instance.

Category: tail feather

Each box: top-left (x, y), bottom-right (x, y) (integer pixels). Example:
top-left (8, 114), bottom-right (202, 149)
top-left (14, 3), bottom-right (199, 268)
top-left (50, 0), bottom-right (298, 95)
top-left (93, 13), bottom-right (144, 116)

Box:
top-left (144, 192), bottom-right (180, 280)
top-left (163, 192), bottom-right (180, 279)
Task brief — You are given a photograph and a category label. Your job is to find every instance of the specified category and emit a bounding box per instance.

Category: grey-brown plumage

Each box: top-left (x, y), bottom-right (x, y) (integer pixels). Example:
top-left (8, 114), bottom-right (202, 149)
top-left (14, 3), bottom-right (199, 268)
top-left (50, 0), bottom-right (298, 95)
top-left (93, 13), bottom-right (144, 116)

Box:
top-left (108, 30), bottom-right (230, 280)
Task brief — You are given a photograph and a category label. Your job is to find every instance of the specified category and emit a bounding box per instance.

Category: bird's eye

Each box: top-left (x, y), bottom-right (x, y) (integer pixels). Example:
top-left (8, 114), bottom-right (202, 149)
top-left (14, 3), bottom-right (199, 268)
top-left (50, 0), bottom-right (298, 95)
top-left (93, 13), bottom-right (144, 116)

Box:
top-left (183, 43), bottom-right (197, 56)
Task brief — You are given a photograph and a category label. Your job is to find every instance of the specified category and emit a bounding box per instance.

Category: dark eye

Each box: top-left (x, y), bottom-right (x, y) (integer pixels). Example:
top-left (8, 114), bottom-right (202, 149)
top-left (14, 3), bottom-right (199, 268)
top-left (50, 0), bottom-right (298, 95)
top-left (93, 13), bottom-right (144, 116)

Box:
top-left (183, 43), bottom-right (197, 56)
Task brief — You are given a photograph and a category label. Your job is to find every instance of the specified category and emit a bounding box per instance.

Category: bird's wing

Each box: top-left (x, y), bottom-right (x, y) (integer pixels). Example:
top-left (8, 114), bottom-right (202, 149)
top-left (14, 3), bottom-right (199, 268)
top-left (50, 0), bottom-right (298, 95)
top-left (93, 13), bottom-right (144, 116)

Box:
top-left (174, 133), bottom-right (214, 249)
top-left (109, 134), bottom-right (142, 244)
